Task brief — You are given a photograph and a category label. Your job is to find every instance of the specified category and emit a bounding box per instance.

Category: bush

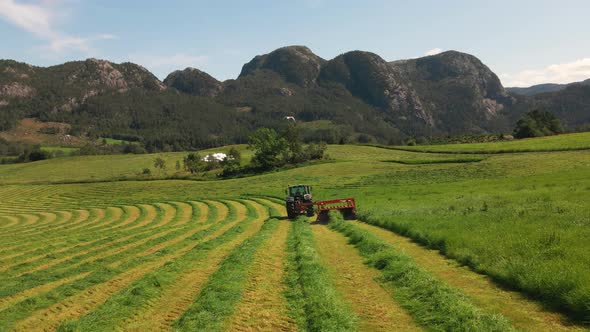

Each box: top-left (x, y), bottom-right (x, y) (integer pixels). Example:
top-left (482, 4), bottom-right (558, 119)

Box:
top-left (183, 153), bottom-right (205, 174)
top-left (514, 110), bottom-right (564, 139)
top-left (249, 128), bottom-right (289, 170)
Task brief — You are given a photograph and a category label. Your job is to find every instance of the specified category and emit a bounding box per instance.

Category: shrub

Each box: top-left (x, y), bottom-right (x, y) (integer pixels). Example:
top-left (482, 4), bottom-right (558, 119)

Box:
top-left (514, 110), bottom-right (564, 138)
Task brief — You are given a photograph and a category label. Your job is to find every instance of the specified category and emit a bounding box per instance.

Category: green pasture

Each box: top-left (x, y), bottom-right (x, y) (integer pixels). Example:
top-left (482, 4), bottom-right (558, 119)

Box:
top-left (390, 131), bottom-right (590, 153)
top-left (0, 145), bottom-right (252, 185)
top-left (1, 134), bottom-right (590, 323)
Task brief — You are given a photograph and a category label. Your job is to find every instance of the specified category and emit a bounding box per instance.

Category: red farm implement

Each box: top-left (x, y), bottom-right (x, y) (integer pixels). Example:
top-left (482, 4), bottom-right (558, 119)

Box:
top-left (284, 184), bottom-right (357, 221)
top-left (315, 198), bottom-right (357, 221)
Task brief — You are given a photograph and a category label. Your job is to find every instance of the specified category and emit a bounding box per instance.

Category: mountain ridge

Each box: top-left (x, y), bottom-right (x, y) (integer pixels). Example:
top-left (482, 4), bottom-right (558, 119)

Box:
top-left (1, 46), bottom-right (589, 149)
top-left (507, 79), bottom-right (590, 96)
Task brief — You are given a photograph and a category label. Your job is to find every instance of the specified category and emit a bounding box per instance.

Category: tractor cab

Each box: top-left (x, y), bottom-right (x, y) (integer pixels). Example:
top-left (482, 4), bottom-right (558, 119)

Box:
top-left (287, 184), bottom-right (312, 198)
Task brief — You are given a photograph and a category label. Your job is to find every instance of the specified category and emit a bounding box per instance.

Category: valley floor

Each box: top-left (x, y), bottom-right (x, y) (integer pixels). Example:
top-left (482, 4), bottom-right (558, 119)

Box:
top-left (0, 141), bottom-right (589, 331)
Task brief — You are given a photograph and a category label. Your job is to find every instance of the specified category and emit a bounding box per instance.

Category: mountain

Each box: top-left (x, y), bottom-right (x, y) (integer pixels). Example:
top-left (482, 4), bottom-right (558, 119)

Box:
top-left (0, 58), bottom-right (166, 129)
top-left (239, 46), bottom-right (325, 87)
top-left (164, 67), bottom-right (222, 97)
top-left (507, 79), bottom-right (590, 96)
top-left (1, 47), bottom-right (590, 150)
top-left (526, 83), bottom-right (590, 129)
top-left (320, 51), bottom-right (431, 127)
top-left (389, 51), bottom-right (515, 134)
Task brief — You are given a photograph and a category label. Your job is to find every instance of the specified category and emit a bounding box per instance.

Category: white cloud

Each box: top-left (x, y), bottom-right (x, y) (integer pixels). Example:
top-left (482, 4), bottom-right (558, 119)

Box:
top-left (501, 58), bottom-right (590, 87)
top-left (43, 34), bottom-right (116, 53)
top-left (0, 0), bottom-right (115, 54)
top-left (425, 48), bottom-right (443, 56)
top-left (0, 0), bottom-right (53, 37)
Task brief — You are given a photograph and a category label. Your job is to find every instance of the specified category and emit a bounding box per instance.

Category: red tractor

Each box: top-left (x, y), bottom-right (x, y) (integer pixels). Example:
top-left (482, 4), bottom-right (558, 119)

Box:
top-left (285, 184), bottom-right (357, 221)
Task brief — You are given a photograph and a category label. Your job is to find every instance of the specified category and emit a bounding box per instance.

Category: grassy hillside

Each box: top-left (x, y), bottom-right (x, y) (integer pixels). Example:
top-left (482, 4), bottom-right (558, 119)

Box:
top-left (0, 145), bottom-right (252, 184)
top-left (389, 132), bottom-right (590, 153)
top-left (0, 134), bottom-right (589, 330)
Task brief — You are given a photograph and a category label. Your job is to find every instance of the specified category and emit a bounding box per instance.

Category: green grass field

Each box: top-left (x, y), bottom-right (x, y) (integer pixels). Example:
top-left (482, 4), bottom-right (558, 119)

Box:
top-left (0, 135), bottom-right (589, 331)
top-left (388, 131), bottom-right (590, 153)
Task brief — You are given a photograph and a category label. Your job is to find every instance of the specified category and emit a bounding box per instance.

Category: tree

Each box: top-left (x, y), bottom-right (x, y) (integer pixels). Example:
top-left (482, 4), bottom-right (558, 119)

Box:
top-left (514, 110), bottom-right (564, 139)
top-left (153, 157), bottom-right (166, 172)
top-left (183, 153), bottom-right (204, 174)
top-left (221, 147), bottom-right (242, 176)
top-left (248, 128), bottom-right (288, 170)
top-left (282, 123), bottom-right (303, 162)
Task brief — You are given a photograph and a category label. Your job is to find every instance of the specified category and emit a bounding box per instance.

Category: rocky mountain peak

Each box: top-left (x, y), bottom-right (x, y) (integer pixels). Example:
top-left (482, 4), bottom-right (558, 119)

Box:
top-left (164, 67), bottom-right (222, 97)
top-left (320, 51), bottom-right (432, 125)
top-left (239, 45), bottom-right (325, 87)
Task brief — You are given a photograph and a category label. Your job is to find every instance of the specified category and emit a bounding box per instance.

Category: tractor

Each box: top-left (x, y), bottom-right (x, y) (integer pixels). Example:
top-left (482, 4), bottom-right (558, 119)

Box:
top-left (285, 184), bottom-right (357, 221)
top-left (285, 184), bottom-right (315, 219)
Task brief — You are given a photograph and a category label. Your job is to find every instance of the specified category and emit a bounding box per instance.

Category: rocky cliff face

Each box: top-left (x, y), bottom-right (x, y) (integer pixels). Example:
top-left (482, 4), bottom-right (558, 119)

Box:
top-left (0, 58), bottom-right (166, 113)
top-left (320, 51), bottom-right (432, 126)
top-left (389, 51), bottom-right (514, 133)
top-left (164, 67), bottom-right (222, 97)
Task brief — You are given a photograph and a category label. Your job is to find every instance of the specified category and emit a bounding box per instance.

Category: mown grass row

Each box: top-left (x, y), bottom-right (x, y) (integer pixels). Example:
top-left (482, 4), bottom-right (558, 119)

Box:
top-left (0, 208), bottom-right (108, 260)
top-left (328, 213), bottom-right (515, 332)
top-left (0, 205), bottom-right (165, 277)
top-left (382, 157), bottom-right (485, 165)
top-left (0, 200), bottom-right (230, 330)
top-left (358, 210), bottom-right (590, 324)
top-left (0, 206), bottom-right (144, 262)
top-left (56, 200), bottom-right (259, 331)
top-left (283, 218), bottom-right (357, 331)
top-left (173, 217), bottom-right (280, 331)
top-left (0, 207), bottom-right (114, 249)
top-left (1, 200), bottom-right (193, 269)
top-left (0, 201), bottom-right (224, 329)
top-left (0, 201), bottom-right (210, 296)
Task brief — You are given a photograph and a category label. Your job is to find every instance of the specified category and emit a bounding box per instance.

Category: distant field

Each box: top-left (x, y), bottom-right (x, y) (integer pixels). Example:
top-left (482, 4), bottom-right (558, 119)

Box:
top-left (96, 137), bottom-right (140, 145)
top-left (40, 146), bottom-right (80, 155)
top-left (0, 145), bottom-right (252, 185)
top-left (389, 132), bottom-right (590, 153)
top-left (0, 135), bottom-right (589, 330)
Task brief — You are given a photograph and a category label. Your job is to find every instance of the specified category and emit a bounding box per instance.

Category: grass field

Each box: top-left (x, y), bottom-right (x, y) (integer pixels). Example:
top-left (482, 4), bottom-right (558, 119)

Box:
top-left (0, 135), bottom-right (589, 331)
top-left (387, 131), bottom-right (590, 153)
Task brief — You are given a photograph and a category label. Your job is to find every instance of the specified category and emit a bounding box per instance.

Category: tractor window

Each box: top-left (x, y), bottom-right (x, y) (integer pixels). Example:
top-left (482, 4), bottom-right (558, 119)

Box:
top-left (289, 186), bottom-right (307, 196)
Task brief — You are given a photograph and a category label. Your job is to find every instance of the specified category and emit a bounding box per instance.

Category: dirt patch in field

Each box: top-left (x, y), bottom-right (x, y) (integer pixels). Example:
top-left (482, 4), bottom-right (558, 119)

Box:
top-left (312, 224), bottom-right (420, 331)
top-left (0, 118), bottom-right (86, 146)
top-left (227, 220), bottom-right (296, 331)
top-left (353, 221), bottom-right (586, 332)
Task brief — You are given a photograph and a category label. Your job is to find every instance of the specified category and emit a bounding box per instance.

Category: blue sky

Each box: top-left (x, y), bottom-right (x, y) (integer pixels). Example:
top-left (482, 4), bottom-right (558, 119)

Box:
top-left (1, 0), bottom-right (589, 86)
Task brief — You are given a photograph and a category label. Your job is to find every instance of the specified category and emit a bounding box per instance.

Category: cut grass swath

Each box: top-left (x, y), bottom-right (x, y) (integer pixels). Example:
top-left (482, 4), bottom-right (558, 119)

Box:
top-left (54, 200), bottom-right (256, 331)
top-left (283, 218), bottom-right (357, 331)
top-left (2, 200), bottom-right (229, 330)
top-left (328, 214), bottom-right (515, 332)
top-left (173, 217), bottom-right (280, 331)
